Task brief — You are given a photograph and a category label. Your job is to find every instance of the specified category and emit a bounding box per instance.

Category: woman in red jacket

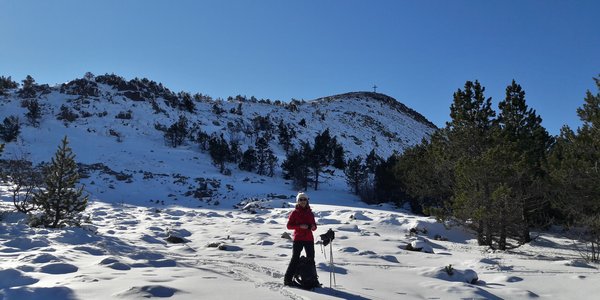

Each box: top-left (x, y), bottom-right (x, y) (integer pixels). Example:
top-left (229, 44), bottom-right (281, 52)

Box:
top-left (283, 192), bottom-right (317, 286)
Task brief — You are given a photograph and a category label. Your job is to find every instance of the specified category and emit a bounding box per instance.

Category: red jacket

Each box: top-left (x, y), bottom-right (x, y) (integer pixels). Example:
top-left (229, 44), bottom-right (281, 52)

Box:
top-left (287, 205), bottom-right (317, 241)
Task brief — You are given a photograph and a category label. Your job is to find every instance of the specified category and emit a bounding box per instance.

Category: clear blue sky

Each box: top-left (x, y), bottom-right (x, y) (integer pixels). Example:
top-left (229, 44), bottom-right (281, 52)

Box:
top-left (1, 0), bottom-right (598, 134)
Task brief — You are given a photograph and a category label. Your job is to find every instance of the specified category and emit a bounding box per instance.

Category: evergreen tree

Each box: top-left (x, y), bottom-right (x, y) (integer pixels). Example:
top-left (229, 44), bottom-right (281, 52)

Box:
top-left (32, 136), bottom-right (88, 228)
top-left (19, 75), bottom-right (37, 99)
top-left (57, 105), bottom-right (79, 123)
top-left (0, 116), bottom-right (21, 142)
top-left (179, 92), bottom-right (195, 113)
top-left (164, 116), bottom-right (189, 147)
top-left (548, 75), bottom-right (600, 261)
top-left (255, 136), bottom-right (270, 176)
top-left (208, 133), bottom-right (230, 173)
top-left (394, 131), bottom-right (455, 214)
top-left (365, 149), bottom-right (382, 173)
top-left (228, 140), bottom-right (242, 163)
top-left (299, 118), bottom-right (307, 127)
top-left (278, 120), bottom-right (294, 153)
top-left (196, 130), bottom-right (210, 151)
top-left (239, 147), bottom-right (257, 172)
top-left (344, 156), bottom-right (367, 195)
top-left (495, 80), bottom-right (551, 244)
top-left (332, 139), bottom-right (346, 169)
top-left (310, 129), bottom-right (338, 190)
top-left (282, 141), bottom-right (312, 190)
top-left (448, 80), bottom-right (497, 246)
top-left (0, 76), bottom-right (18, 96)
top-left (265, 148), bottom-right (278, 177)
top-left (374, 154), bottom-right (403, 204)
top-left (212, 103), bottom-right (225, 115)
top-left (26, 99), bottom-right (42, 127)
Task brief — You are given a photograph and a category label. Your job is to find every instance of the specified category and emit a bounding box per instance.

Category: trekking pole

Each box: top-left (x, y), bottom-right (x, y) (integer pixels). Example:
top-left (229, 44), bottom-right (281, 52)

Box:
top-left (330, 240), bottom-right (336, 287)
top-left (320, 228), bottom-right (336, 288)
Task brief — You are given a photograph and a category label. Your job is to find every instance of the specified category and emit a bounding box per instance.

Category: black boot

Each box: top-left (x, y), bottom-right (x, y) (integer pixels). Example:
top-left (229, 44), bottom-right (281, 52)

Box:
top-left (284, 276), bottom-right (293, 286)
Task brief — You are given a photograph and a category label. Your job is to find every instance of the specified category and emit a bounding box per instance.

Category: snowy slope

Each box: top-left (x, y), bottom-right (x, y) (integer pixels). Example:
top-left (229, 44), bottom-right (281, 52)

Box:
top-left (0, 75), bottom-right (436, 205)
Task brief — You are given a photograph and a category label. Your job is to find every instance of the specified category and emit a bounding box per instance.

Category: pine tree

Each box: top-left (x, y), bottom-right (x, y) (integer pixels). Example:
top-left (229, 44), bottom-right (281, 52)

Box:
top-left (239, 147), bottom-right (257, 172)
top-left (265, 148), bottom-right (278, 177)
top-left (374, 154), bottom-right (403, 204)
top-left (32, 136), bottom-right (88, 228)
top-left (179, 92), bottom-right (195, 113)
top-left (255, 136), bottom-right (270, 175)
top-left (344, 156), bottom-right (367, 195)
top-left (164, 116), bottom-right (189, 147)
top-left (548, 75), bottom-right (600, 261)
top-left (26, 99), bottom-right (42, 127)
top-left (393, 129), bottom-right (457, 215)
top-left (495, 80), bottom-right (551, 244)
top-left (448, 80), bottom-right (497, 246)
top-left (299, 118), bottom-right (307, 127)
top-left (0, 116), bottom-right (21, 142)
top-left (332, 139), bottom-right (346, 169)
top-left (282, 141), bottom-right (312, 190)
top-left (278, 120), bottom-right (294, 153)
top-left (196, 130), bottom-right (210, 151)
top-left (310, 129), bottom-right (331, 190)
top-left (18, 75), bottom-right (37, 99)
top-left (0, 76), bottom-right (18, 96)
top-left (365, 149), bottom-right (382, 174)
top-left (208, 133), bottom-right (230, 173)
top-left (228, 140), bottom-right (242, 163)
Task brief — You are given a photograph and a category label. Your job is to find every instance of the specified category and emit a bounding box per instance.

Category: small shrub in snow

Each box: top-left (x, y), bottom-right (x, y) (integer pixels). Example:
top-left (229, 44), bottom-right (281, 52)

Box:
top-left (115, 110), bottom-right (133, 120)
top-left (444, 264), bottom-right (454, 275)
top-left (108, 129), bottom-right (123, 142)
top-left (57, 105), bottom-right (79, 123)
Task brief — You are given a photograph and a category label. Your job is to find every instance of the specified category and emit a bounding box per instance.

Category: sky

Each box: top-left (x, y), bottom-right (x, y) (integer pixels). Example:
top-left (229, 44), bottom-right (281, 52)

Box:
top-left (1, 0), bottom-right (598, 134)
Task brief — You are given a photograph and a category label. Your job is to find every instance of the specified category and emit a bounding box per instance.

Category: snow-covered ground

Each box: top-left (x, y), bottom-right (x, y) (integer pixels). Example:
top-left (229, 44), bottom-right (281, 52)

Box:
top-left (2, 191), bottom-right (599, 299)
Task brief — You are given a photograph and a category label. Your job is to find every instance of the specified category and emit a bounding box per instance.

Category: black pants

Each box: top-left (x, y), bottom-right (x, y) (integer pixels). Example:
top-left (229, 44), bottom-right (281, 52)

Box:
top-left (284, 240), bottom-right (315, 281)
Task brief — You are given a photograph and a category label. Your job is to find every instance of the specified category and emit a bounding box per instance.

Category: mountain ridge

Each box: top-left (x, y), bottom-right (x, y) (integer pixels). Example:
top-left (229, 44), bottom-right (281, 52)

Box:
top-left (0, 73), bottom-right (436, 205)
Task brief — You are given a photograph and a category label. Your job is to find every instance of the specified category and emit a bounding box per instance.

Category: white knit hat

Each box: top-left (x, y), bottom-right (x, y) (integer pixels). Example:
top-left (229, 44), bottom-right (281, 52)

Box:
top-left (296, 192), bottom-right (309, 202)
